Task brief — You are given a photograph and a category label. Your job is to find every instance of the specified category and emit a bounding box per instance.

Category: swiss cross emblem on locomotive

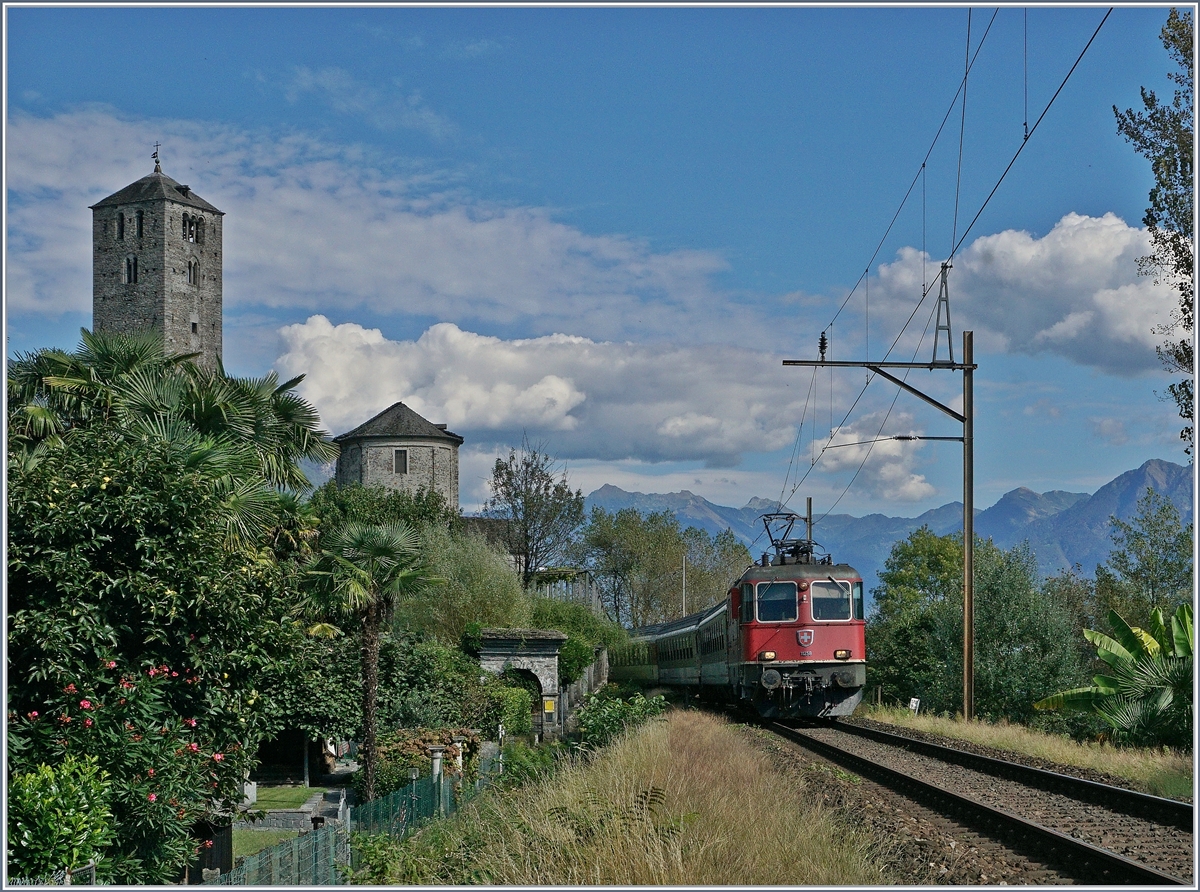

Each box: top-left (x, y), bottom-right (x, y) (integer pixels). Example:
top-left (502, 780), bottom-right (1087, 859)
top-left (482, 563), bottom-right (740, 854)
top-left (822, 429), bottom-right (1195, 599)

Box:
top-left (797, 629), bottom-right (814, 647)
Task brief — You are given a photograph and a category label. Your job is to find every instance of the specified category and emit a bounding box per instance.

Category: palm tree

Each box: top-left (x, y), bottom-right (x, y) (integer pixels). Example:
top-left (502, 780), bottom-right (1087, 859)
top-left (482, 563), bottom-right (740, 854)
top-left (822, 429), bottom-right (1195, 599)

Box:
top-left (306, 522), bottom-right (439, 801)
top-left (9, 329), bottom-right (337, 490)
top-left (1034, 604), bottom-right (1193, 749)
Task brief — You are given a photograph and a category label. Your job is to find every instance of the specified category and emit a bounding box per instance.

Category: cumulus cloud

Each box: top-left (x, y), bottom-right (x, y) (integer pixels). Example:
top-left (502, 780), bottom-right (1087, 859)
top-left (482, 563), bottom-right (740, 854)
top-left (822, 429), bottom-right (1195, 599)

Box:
top-left (6, 108), bottom-right (738, 343)
top-left (865, 213), bottom-right (1174, 375)
top-left (275, 316), bottom-right (817, 468)
top-left (818, 411), bottom-right (935, 502)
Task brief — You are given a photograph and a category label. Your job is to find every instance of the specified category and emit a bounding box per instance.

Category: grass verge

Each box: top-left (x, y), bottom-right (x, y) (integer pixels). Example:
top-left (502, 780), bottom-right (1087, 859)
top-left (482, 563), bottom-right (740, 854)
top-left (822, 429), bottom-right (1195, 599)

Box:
top-left (232, 828), bottom-right (299, 859)
top-left (859, 705), bottom-right (1193, 800)
top-left (253, 785), bottom-right (326, 810)
top-left (352, 709), bottom-right (893, 884)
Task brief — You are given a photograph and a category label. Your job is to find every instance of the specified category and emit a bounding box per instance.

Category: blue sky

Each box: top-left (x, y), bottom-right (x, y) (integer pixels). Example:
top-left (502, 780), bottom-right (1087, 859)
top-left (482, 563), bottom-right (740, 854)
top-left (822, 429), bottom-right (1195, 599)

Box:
top-left (5, 4), bottom-right (1191, 517)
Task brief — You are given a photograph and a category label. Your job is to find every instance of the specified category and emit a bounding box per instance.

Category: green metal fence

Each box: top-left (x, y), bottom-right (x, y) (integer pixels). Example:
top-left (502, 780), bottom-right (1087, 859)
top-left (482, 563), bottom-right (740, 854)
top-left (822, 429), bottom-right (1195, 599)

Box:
top-left (208, 756), bottom-right (500, 885)
top-left (208, 824), bottom-right (348, 886)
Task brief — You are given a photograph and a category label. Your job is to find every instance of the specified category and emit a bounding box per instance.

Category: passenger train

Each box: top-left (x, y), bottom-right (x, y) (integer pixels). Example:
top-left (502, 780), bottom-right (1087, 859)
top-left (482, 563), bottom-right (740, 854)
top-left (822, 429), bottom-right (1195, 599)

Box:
top-left (610, 511), bottom-right (866, 719)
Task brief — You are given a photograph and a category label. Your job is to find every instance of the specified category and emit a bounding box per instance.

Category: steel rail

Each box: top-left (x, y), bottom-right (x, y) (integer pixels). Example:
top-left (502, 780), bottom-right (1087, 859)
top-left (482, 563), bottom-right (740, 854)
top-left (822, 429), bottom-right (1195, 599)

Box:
top-left (834, 720), bottom-right (1194, 831)
top-left (768, 722), bottom-right (1188, 886)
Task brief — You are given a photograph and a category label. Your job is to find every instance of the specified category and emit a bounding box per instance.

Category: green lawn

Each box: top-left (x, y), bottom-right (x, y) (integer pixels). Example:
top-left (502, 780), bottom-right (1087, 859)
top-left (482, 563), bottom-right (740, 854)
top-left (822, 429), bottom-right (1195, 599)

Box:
top-left (253, 785), bottom-right (326, 810)
top-left (233, 828), bottom-right (299, 860)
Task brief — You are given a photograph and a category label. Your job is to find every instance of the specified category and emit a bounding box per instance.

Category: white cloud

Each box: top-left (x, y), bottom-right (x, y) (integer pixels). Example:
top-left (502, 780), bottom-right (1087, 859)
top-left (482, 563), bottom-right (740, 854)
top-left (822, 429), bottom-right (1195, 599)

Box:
top-left (819, 411), bottom-right (935, 502)
top-left (866, 213), bottom-right (1174, 375)
top-left (1089, 417), bottom-right (1129, 446)
top-left (275, 316), bottom-right (818, 468)
top-left (273, 66), bottom-right (456, 139)
top-left (6, 108), bottom-right (737, 344)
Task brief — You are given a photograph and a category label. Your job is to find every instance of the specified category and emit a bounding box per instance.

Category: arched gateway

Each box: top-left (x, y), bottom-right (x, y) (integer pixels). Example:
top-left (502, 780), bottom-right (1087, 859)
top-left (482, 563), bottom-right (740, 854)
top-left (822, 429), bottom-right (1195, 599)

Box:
top-left (478, 629), bottom-right (568, 738)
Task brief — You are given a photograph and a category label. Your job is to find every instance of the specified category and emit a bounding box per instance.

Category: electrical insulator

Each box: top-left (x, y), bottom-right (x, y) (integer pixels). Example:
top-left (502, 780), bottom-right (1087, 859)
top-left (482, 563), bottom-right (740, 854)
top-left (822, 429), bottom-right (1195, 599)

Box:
top-left (818, 331), bottom-right (828, 360)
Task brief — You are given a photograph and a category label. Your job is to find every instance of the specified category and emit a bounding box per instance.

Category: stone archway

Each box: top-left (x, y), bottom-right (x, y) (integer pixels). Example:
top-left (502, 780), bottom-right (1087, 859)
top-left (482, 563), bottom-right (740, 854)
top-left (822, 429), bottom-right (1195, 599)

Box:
top-left (478, 629), bottom-right (567, 737)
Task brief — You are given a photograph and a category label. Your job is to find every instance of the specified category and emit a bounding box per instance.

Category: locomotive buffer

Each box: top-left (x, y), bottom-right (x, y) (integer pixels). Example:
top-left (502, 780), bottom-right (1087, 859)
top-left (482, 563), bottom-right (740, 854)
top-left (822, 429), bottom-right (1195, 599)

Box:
top-left (782, 270), bottom-right (979, 718)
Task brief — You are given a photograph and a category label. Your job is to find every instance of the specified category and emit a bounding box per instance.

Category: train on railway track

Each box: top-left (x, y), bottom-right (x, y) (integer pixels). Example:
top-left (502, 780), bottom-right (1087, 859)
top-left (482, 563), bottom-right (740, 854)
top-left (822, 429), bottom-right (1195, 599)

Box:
top-left (610, 509), bottom-right (867, 719)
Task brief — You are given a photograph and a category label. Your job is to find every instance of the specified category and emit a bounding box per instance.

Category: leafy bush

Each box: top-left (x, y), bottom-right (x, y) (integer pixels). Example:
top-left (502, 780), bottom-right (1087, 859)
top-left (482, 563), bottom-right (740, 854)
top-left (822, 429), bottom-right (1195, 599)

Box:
top-left (491, 685), bottom-right (532, 736)
top-left (7, 665), bottom-right (258, 883)
top-left (354, 728), bottom-right (481, 801)
top-left (498, 739), bottom-right (570, 787)
top-left (7, 755), bottom-right (116, 880)
top-left (576, 689), bottom-right (667, 750)
top-left (7, 428), bottom-right (295, 883)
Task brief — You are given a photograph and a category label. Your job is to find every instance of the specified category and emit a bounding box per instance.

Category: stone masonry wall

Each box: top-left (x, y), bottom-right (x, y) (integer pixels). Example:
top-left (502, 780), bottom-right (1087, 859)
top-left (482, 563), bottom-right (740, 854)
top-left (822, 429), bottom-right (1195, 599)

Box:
top-left (93, 201), bottom-right (222, 371)
top-left (335, 439), bottom-right (458, 507)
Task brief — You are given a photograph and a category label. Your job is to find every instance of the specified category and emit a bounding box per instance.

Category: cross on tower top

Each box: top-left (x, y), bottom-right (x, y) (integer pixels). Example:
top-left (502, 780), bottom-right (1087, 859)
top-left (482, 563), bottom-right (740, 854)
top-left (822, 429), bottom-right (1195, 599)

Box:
top-left (152, 142), bottom-right (162, 173)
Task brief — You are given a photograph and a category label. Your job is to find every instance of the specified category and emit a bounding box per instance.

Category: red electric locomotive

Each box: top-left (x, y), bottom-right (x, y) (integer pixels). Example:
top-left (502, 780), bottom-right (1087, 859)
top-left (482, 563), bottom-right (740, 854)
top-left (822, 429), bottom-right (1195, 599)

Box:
top-left (610, 510), bottom-right (867, 719)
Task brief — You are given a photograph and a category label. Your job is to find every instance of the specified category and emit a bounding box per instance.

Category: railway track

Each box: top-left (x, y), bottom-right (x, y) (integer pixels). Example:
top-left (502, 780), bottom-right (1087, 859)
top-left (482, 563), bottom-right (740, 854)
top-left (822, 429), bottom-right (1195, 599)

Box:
top-left (768, 720), bottom-right (1193, 885)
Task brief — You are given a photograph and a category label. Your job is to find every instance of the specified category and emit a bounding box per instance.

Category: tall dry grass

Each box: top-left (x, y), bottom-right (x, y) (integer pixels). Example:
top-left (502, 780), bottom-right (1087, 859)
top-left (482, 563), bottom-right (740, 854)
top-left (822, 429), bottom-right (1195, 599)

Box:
top-left (362, 709), bottom-right (892, 885)
top-left (861, 705), bottom-right (1193, 800)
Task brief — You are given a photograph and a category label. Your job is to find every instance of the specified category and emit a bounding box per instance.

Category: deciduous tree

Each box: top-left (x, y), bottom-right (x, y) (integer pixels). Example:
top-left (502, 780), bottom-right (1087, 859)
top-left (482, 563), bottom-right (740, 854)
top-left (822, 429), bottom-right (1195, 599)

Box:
top-left (1115, 8), bottom-right (1194, 452)
top-left (483, 441), bottom-right (584, 588)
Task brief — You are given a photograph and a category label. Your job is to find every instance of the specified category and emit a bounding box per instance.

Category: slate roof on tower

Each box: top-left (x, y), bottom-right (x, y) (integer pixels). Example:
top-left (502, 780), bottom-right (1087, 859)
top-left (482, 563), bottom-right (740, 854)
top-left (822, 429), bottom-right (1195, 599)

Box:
top-left (90, 169), bottom-right (224, 215)
top-left (334, 402), bottom-right (464, 445)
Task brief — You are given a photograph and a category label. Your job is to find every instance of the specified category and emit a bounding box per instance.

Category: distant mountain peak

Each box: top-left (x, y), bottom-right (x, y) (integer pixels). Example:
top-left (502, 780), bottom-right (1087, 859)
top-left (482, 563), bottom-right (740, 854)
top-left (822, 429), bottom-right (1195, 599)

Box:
top-left (583, 459), bottom-right (1192, 601)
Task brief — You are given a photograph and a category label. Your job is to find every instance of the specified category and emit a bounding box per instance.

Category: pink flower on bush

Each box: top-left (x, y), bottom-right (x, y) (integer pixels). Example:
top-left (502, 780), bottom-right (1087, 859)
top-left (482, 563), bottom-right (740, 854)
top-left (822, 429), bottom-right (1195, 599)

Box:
top-left (105, 660), bottom-right (116, 669)
top-left (84, 718), bottom-right (93, 728)
top-left (171, 671), bottom-right (179, 677)
top-left (212, 753), bottom-right (224, 762)
top-left (148, 668), bottom-right (158, 677)
top-left (188, 742), bottom-right (200, 753)
top-left (59, 715), bottom-right (71, 724)
top-left (148, 768), bottom-right (155, 776)
top-left (64, 684), bottom-right (77, 694)
top-left (184, 718), bottom-right (197, 728)
top-left (80, 699), bottom-right (92, 709)
top-left (148, 793), bottom-right (157, 802)
top-left (28, 711), bottom-right (38, 719)
top-left (204, 840), bottom-right (214, 849)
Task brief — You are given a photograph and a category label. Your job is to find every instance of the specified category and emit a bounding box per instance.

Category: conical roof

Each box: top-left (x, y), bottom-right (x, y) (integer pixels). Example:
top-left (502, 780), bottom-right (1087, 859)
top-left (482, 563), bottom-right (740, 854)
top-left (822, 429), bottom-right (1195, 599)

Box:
top-left (334, 402), bottom-right (464, 445)
top-left (90, 167), bottom-right (223, 215)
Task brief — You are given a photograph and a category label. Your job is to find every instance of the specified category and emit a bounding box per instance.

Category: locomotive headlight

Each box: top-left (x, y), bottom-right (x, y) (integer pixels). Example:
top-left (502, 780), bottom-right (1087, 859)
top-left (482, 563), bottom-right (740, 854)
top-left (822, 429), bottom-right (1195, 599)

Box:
top-left (758, 650), bottom-right (777, 661)
top-left (834, 649), bottom-right (851, 660)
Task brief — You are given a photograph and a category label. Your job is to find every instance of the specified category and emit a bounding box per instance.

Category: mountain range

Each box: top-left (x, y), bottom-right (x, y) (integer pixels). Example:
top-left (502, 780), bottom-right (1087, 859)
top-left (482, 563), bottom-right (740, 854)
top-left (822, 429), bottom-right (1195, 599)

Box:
top-left (585, 459), bottom-right (1193, 595)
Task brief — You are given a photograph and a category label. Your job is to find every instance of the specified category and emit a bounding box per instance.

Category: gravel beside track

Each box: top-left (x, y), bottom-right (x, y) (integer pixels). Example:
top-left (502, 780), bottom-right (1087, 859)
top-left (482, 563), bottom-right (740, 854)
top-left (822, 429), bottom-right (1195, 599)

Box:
top-left (799, 722), bottom-right (1193, 883)
top-left (737, 722), bottom-right (1076, 884)
top-left (845, 716), bottom-right (1190, 798)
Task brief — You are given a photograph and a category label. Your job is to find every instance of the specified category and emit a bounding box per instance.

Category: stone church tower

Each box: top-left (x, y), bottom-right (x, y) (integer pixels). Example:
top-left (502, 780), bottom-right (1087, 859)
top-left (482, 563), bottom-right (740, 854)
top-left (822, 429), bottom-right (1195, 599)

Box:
top-left (90, 156), bottom-right (224, 371)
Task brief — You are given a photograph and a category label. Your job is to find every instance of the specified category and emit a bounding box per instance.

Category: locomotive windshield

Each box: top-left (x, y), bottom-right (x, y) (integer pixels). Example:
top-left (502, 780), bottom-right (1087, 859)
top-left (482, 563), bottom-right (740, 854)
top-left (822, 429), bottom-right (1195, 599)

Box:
top-left (756, 581), bottom-right (798, 622)
top-left (810, 580), bottom-right (852, 620)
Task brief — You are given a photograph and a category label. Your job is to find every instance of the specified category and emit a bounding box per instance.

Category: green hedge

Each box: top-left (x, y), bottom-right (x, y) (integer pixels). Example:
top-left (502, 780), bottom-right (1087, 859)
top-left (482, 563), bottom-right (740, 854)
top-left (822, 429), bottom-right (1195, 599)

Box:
top-left (7, 756), bottom-right (117, 881)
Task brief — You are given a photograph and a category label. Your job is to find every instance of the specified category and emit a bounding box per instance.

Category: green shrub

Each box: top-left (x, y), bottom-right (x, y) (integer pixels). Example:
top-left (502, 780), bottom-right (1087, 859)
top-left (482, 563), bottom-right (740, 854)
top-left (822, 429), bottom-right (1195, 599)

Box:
top-left (576, 690), bottom-right (667, 750)
top-left (498, 739), bottom-right (569, 787)
top-left (490, 686), bottom-right (532, 736)
top-left (354, 728), bottom-right (481, 802)
top-left (8, 755), bottom-right (117, 881)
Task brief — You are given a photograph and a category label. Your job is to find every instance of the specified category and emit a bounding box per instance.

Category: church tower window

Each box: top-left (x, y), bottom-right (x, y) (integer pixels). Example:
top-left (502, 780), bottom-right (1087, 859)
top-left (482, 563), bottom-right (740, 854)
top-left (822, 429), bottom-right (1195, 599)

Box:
top-left (136, 210), bottom-right (144, 238)
top-left (123, 255), bottom-right (138, 285)
top-left (117, 213), bottom-right (125, 240)
top-left (187, 260), bottom-right (200, 285)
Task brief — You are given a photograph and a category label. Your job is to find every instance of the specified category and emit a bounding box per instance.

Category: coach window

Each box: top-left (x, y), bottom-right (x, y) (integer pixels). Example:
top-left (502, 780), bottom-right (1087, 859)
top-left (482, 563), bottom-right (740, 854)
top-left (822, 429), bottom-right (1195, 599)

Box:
top-left (740, 582), bottom-right (755, 623)
top-left (810, 580), bottom-right (852, 621)
top-left (852, 581), bottom-right (864, 620)
top-left (756, 581), bottom-right (797, 622)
